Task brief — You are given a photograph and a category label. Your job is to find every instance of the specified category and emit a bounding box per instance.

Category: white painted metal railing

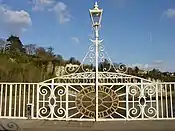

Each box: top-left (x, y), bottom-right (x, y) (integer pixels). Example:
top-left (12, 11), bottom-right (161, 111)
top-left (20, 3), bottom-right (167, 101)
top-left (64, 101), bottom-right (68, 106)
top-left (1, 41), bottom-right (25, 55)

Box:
top-left (0, 82), bottom-right (175, 121)
top-left (156, 83), bottom-right (175, 119)
top-left (2, 2), bottom-right (174, 122)
top-left (0, 83), bottom-right (37, 119)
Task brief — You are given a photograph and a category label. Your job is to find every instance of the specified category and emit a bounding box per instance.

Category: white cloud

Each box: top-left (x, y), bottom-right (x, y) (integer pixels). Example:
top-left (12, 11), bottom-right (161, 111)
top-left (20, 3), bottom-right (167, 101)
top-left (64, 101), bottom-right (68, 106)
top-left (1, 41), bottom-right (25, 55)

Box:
top-left (0, 5), bottom-right (32, 35)
top-left (30, 0), bottom-right (55, 11)
top-left (71, 37), bottom-right (80, 44)
top-left (130, 60), bottom-right (165, 71)
top-left (52, 2), bottom-right (71, 24)
top-left (30, 1), bottom-right (71, 24)
top-left (162, 9), bottom-right (175, 19)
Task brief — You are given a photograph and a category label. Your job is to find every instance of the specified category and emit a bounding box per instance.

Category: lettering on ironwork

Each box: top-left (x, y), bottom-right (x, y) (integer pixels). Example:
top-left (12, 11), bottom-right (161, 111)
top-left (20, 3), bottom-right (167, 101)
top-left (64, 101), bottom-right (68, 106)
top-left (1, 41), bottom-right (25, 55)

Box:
top-left (55, 78), bottom-right (139, 83)
top-left (75, 86), bottom-right (119, 118)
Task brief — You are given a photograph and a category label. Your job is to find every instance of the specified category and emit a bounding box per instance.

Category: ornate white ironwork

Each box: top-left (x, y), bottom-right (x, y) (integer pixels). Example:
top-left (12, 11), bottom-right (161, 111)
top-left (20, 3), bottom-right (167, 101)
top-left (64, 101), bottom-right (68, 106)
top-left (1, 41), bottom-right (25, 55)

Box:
top-left (38, 85), bottom-right (66, 119)
top-left (63, 41), bottom-right (128, 75)
top-left (41, 72), bottom-right (152, 84)
top-left (0, 82), bottom-right (175, 120)
top-left (75, 85), bottom-right (119, 118)
top-left (0, 122), bottom-right (19, 130)
top-left (1, 1), bottom-right (175, 122)
top-left (128, 84), bottom-right (157, 119)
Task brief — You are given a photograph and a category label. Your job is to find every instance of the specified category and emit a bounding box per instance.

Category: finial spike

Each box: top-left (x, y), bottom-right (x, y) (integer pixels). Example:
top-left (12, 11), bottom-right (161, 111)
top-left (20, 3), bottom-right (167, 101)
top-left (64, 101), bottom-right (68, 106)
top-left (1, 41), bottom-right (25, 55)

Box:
top-left (94, 1), bottom-right (98, 8)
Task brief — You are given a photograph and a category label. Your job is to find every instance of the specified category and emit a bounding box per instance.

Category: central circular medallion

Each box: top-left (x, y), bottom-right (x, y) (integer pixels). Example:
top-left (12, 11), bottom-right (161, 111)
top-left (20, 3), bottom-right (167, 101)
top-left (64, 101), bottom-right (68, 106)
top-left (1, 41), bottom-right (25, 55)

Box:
top-left (75, 86), bottom-right (119, 118)
top-left (91, 98), bottom-right (103, 106)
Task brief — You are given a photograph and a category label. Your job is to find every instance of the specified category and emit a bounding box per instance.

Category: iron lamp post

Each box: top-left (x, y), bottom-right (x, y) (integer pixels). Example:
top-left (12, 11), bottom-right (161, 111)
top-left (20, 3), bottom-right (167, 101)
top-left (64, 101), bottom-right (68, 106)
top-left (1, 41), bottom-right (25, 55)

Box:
top-left (89, 1), bottom-right (103, 121)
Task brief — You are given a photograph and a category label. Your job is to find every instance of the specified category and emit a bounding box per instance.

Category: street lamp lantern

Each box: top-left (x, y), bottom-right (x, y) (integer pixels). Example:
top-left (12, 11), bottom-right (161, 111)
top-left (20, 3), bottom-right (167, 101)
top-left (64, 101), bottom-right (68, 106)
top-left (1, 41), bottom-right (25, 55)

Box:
top-left (89, 2), bottom-right (103, 27)
top-left (89, 1), bottom-right (103, 121)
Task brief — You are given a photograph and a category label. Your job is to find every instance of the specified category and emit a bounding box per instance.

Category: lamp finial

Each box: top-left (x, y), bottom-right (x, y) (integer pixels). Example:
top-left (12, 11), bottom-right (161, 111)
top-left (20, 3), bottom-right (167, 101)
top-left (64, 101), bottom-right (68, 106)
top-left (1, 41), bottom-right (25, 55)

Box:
top-left (94, 1), bottom-right (98, 9)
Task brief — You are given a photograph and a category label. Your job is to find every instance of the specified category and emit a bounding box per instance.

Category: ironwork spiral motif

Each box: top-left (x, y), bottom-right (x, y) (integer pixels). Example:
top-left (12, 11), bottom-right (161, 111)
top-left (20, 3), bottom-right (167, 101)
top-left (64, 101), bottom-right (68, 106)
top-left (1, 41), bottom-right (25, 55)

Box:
top-left (99, 51), bottom-right (105, 62)
top-left (54, 86), bottom-right (65, 96)
top-left (61, 39), bottom-right (129, 74)
top-left (88, 51), bottom-right (95, 64)
top-left (75, 86), bottom-right (119, 118)
top-left (117, 63), bottom-right (128, 73)
top-left (89, 44), bottom-right (95, 51)
top-left (86, 44), bottom-right (95, 65)
top-left (54, 107), bottom-right (66, 118)
top-left (7, 122), bottom-right (19, 130)
top-left (64, 44), bottom-right (96, 73)
top-left (39, 107), bottom-right (51, 118)
top-left (144, 85), bottom-right (156, 96)
top-left (64, 64), bottom-right (79, 74)
top-left (99, 53), bottom-right (113, 72)
top-left (99, 44), bottom-right (105, 51)
top-left (144, 106), bottom-right (157, 118)
top-left (128, 106), bottom-right (142, 118)
top-left (81, 65), bottom-right (94, 72)
top-left (57, 108), bottom-right (64, 115)
top-left (129, 85), bottom-right (141, 96)
top-left (128, 84), bottom-right (157, 119)
top-left (80, 44), bottom-right (96, 72)
top-left (98, 44), bottom-right (128, 73)
top-left (0, 122), bottom-right (19, 131)
top-left (39, 86), bottom-right (51, 96)
top-left (98, 45), bottom-right (112, 72)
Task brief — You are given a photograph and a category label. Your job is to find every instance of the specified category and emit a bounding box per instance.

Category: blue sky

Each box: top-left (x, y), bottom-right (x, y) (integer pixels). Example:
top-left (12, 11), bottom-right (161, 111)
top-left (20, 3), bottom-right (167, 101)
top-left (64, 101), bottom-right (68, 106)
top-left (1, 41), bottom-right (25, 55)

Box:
top-left (0, 0), bottom-right (175, 72)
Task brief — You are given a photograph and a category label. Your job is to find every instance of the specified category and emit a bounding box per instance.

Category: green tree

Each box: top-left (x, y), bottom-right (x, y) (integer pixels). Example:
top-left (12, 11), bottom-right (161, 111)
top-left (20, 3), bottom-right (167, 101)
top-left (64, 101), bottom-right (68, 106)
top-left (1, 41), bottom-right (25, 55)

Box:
top-left (99, 59), bottom-right (110, 71)
top-left (36, 47), bottom-right (47, 58)
top-left (69, 57), bottom-right (80, 65)
top-left (55, 54), bottom-right (64, 65)
top-left (47, 46), bottom-right (55, 58)
top-left (0, 38), bottom-right (5, 53)
top-left (6, 35), bottom-right (25, 53)
top-left (148, 68), bottom-right (161, 80)
top-left (24, 44), bottom-right (36, 55)
top-left (0, 38), bottom-right (11, 53)
top-left (127, 67), bottom-right (134, 75)
top-left (134, 66), bottom-right (140, 74)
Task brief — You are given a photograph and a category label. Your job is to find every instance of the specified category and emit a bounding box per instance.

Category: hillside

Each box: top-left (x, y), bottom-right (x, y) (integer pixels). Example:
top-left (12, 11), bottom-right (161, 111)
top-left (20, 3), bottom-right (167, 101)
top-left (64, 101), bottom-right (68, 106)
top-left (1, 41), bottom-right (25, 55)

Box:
top-left (0, 35), bottom-right (175, 82)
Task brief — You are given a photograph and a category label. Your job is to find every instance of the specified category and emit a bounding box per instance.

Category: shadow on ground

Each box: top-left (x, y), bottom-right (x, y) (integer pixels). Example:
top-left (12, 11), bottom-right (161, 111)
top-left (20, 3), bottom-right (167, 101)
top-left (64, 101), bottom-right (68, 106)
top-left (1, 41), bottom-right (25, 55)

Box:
top-left (0, 119), bottom-right (175, 131)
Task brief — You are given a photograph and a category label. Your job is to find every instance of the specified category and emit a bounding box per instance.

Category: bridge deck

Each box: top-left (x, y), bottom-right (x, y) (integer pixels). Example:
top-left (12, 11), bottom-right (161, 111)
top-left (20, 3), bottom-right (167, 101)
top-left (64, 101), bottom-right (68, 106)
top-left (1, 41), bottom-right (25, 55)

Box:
top-left (1, 119), bottom-right (175, 131)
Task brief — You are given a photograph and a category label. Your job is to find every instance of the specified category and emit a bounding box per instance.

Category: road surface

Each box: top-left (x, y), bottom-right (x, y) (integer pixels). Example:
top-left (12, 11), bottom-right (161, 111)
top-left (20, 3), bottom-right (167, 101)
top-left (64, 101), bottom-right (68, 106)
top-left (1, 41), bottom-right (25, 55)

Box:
top-left (1, 119), bottom-right (175, 131)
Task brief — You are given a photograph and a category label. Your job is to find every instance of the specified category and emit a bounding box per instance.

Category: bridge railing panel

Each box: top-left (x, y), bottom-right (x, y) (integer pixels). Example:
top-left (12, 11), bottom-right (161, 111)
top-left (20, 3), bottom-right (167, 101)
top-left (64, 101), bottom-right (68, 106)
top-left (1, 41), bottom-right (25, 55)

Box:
top-left (0, 83), bottom-right (37, 119)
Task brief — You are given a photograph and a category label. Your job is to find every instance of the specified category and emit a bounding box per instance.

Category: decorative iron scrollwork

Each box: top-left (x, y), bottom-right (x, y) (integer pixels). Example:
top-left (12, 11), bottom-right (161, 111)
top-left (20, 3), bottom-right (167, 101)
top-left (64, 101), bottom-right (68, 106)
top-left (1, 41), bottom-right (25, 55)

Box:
top-left (128, 85), bottom-right (157, 119)
top-left (144, 106), bottom-right (157, 118)
top-left (98, 44), bottom-right (128, 73)
top-left (0, 122), bottom-right (19, 131)
top-left (38, 85), bottom-right (66, 118)
top-left (54, 107), bottom-right (66, 118)
top-left (59, 38), bottom-right (128, 75)
top-left (39, 106), bottom-right (51, 118)
top-left (128, 106), bottom-right (141, 118)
